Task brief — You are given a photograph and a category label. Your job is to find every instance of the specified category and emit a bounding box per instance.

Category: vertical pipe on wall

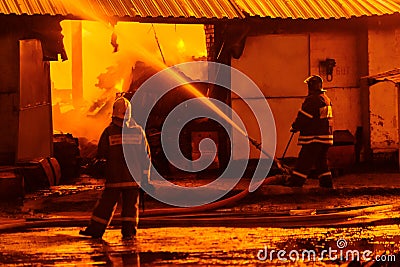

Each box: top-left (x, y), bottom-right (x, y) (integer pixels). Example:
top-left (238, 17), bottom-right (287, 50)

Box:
top-left (357, 29), bottom-right (372, 162)
top-left (307, 33), bottom-right (311, 77)
top-left (397, 84), bottom-right (400, 170)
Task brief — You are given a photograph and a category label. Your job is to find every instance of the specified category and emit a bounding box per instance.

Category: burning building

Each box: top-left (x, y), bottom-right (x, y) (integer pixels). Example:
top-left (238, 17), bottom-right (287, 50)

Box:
top-left (2, 0), bottom-right (400, 192)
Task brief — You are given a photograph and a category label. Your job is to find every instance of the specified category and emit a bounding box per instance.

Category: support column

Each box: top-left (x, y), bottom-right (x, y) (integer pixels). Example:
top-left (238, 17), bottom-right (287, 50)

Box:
top-left (358, 29), bottom-right (372, 162)
top-left (397, 84), bottom-right (400, 170)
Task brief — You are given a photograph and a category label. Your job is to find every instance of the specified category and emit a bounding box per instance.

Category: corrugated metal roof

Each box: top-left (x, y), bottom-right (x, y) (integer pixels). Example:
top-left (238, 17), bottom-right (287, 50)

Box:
top-left (0, 0), bottom-right (69, 16)
top-left (367, 68), bottom-right (400, 86)
top-left (0, 0), bottom-right (400, 20)
top-left (233, 0), bottom-right (400, 19)
top-left (0, 0), bottom-right (242, 19)
top-left (128, 0), bottom-right (242, 19)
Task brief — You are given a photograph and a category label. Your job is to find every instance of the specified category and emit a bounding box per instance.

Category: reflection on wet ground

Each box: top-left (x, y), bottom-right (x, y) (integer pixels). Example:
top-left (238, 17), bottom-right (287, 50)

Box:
top-left (0, 225), bottom-right (399, 266)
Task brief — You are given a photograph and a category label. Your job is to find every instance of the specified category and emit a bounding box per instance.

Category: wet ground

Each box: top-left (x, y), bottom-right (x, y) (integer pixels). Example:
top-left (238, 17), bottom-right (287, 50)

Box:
top-left (0, 225), bottom-right (399, 266)
top-left (2, 173), bottom-right (400, 266)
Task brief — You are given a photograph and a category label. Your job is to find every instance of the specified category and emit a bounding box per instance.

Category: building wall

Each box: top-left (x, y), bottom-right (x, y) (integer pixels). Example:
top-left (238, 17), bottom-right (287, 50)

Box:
top-left (310, 32), bottom-right (362, 137)
top-left (0, 25), bottom-right (53, 165)
top-left (368, 28), bottom-right (400, 152)
top-left (17, 39), bottom-right (52, 161)
top-left (232, 30), bottom-right (362, 159)
top-left (0, 32), bottom-right (20, 164)
top-left (231, 34), bottom-right (309, 159)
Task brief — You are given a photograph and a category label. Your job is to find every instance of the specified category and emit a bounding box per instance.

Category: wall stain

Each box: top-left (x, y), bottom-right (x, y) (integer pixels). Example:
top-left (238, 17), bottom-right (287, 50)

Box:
top-left (370, 113), bottom-right (396, 147)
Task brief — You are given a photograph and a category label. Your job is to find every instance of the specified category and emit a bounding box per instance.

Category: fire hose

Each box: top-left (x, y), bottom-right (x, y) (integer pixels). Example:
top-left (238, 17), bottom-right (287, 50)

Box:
top-left (0, 137), bottom-right (331, 233)
top-left (87, 133), bottom-right (292, 218)
top-left (0, 204), bottom-right (396, 232)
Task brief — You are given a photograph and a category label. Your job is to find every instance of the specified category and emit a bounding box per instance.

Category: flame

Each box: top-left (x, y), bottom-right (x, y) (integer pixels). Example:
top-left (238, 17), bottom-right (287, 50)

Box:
top-left (50, 1), bottom-right (250, 162)
top-left (177, 39), bottom-right (186, 53)
top-left (51, 20), bottom-right (207, 141)
top-left (115, 79), bottom-right (124, 92)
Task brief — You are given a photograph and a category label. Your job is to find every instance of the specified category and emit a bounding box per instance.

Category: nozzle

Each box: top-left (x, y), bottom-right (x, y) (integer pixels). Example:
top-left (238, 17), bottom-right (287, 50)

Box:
top-left (248, 137), bottom-right (262, 150)
top-left (247, 136), bottom-right (291, 175)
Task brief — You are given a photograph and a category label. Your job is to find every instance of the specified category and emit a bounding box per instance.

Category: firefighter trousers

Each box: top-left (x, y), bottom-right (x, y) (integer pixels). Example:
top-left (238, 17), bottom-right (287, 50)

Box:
top-left (291, 143), bottom-right (332, 186)
top-left (84, 187), bottom-right (140, 238)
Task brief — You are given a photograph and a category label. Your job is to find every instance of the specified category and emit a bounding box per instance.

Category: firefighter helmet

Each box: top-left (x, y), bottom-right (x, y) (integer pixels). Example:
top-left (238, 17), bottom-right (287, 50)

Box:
top-left (304, 75), bottom-right (324, 92)
top-left (112, 97), bottom-right (131, 120)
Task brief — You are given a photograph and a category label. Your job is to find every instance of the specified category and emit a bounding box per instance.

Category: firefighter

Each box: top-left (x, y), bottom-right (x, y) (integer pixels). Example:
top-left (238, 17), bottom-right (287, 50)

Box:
top-left (285, 75), bottom-right (334, 188)
top-left (79, 97), bottom-right (152, 239)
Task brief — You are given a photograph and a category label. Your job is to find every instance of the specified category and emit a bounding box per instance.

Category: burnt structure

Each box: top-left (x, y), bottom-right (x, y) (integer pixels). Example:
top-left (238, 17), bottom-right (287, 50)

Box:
top-left (0, 15), bottom-right (66, 165)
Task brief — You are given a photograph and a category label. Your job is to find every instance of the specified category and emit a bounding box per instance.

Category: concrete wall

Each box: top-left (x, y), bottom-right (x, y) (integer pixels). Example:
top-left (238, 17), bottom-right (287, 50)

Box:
top-left (231, 34), bottom-right (309, 159)
top-left (0, 30), bottom-right (53, 164)
top-left (17, 40), bottom-right (52, 161)
top-left (310, 32), bottom-right (362, 136)
top-left (368, 29), bottom-right (400, 152)
top-left (232, 31), bottom-right (362, 159)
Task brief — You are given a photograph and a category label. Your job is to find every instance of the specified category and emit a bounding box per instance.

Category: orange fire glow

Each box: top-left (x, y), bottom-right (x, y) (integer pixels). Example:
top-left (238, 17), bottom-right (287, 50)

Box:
top-left (115, 79), bottom-right (124, 92)
top-left (51, 20), bottom-right (207, 142)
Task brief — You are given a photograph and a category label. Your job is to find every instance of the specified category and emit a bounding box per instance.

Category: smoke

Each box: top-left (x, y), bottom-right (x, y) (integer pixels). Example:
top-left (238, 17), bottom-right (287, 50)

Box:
top-left (51, 20), bottom-right (206, 144)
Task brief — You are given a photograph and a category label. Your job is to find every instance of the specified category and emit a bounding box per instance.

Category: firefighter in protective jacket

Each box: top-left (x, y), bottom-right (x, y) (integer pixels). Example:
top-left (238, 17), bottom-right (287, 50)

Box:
top-left (285, 75), bottom-right (333, 188)
top-left (80, 97), bottom-right (152, 239)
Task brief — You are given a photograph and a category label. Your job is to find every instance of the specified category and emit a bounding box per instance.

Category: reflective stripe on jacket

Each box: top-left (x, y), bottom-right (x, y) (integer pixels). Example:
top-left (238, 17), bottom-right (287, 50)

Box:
top-left (97, 121), bottom-right (151, 186)
top-left (292, 92), bottom-right (333, 145)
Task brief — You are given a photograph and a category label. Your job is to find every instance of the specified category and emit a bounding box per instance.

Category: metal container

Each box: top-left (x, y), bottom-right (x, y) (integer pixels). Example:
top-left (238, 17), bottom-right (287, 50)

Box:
top-left (328, 130), bottom-right (356, 171)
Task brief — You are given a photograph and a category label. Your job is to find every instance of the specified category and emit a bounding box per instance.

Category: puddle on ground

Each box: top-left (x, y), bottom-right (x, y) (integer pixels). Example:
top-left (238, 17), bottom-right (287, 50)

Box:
top-left (0, 226), bottom-right (399, 266)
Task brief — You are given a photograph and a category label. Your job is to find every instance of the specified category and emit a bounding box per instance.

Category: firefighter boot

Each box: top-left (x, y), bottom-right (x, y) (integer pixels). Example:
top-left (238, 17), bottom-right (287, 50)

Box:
top-left (318, 172), bottom-right (333, 189)
top-left (79, 229), bottom-right (103, 239)
top-left (79, 222), bottom-right (105, 239)
top-left (121, 230), bottom-right (136, 240)
top-left (121, 221), bottom-right (137, 240)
